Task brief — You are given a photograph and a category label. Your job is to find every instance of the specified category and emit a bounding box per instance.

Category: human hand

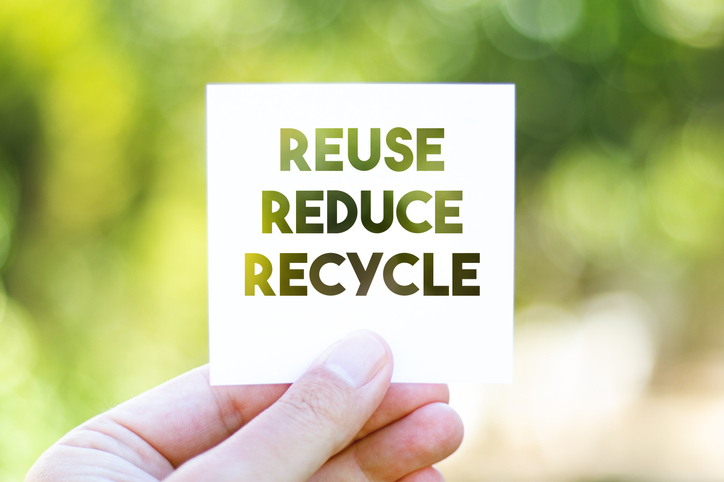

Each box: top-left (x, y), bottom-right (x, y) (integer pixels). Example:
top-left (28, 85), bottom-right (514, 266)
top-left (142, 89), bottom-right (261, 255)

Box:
top-left (27, 331), bottom-right (463, 481)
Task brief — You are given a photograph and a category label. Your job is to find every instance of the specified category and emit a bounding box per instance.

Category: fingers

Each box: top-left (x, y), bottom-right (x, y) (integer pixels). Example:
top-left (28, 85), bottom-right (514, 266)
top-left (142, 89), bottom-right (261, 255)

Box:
top-left (87, 359), bottom-right (447, 471)
top-left (101, 370), bottom-right (447, 470)
top-left (355, 383), bottom-right (449, 442)
top-left (310, 402), bottom-right (463, 481)
top-left (105, 366), bottom-right (290, 467)
top-left (168, 330), bottom-right (394, 482)
top-left (398, 466), bottom-right (445, 482)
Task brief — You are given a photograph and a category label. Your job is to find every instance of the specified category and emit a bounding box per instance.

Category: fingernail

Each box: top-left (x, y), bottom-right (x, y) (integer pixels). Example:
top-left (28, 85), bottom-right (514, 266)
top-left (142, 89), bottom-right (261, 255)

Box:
top-left (323, 331), bottom-right (389, 387)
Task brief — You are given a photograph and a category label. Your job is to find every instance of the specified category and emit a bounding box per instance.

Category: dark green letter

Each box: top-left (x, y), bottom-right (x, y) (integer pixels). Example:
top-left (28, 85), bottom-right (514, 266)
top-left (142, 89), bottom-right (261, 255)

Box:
top-left (349, 128), bottom-right (381, 171)
top-left (383, 253), bottom-right (419, 296)
top-left (245, 253), bottom-right (275, 296)
top-left (384, 127), bottom-right (413, 172)
top-left (397, 190), bottom-right (432, 233)
top-left (310, 253), bottom-right (346, 296)
top-left (280, 253), bottom-right (307, 296)
top-left (316, 128), bottom-right (344, 171)
top-left (281, 129), bottom-right (310, 171)
top-left (361, 191), bottom-right (394, 233)
top-left (296, 191), bottom-right (323, 234)
top-left (327, 190), bottom-right (358, 234)
top-left (423, 253), bottom-right (448, 296)
top-left (262, 191), bottom-right (292, 233)
top-left (435, 191), bottom-right (462, 233)
top-left (348, 252), bottom-right (383, 296)
top-left (452, 253), bottom-right (480, 296)
top-left (417, 128), bottom-right (444, 171)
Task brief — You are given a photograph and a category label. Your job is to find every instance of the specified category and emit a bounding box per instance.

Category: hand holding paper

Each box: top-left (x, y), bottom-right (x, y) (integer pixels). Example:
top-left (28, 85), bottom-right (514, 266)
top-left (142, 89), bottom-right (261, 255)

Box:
top-left (27, 331), bottom-right (463, 481)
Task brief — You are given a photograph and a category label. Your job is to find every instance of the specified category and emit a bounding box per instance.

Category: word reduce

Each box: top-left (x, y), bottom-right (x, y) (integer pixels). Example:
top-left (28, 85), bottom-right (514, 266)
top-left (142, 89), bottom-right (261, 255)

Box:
top-left (262, 190), bottom-right (462, 234)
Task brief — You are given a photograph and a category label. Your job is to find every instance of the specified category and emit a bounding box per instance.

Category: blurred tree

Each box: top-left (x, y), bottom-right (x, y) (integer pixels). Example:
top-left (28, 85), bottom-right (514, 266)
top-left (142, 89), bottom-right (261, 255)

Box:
top-left (2, 0), bottom-right (724, 479)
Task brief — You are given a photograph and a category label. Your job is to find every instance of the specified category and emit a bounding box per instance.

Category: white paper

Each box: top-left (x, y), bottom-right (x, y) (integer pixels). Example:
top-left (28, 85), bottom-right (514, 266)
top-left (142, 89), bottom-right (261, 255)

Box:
top-left (207, 84), bottom-right (515, 384)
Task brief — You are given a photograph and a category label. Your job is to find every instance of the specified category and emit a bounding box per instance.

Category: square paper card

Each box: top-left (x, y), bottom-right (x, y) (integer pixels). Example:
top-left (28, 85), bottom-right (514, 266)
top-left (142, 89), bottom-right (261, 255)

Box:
top-left (207, 84), bottom-right (515, 384)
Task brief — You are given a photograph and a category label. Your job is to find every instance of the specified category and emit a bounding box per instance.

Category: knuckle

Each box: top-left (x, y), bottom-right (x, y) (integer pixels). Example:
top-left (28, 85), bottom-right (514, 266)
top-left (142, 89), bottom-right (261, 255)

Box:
top-left (277, 380), bottom-right (347, 430)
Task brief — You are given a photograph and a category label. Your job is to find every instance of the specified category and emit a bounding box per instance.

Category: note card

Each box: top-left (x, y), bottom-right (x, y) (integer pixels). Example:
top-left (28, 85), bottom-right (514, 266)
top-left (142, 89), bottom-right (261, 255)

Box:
top-left (207, 84), bottom-right (515, 384)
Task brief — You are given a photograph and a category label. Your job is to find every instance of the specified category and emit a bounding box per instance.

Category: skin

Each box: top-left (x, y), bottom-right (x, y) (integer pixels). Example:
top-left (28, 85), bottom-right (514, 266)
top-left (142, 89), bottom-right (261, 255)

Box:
top-left (27, 331), bottom-right (464, 481)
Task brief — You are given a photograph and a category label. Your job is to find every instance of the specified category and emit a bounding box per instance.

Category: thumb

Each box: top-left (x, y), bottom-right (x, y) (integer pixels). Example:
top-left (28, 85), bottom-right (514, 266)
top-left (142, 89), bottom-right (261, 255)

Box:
top-left (170, 330), bottom-right (393, 482)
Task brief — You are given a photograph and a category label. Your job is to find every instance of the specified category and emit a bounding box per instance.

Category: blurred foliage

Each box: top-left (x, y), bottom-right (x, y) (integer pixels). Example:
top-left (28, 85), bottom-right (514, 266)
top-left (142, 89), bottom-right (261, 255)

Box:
top-left (2, 0), bottom-right (724, 479)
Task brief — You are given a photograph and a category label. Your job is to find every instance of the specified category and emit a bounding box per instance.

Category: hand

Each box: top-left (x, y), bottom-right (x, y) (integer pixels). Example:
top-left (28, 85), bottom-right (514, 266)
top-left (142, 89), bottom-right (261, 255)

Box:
top-left (27, 331), bottom-right (463, 481)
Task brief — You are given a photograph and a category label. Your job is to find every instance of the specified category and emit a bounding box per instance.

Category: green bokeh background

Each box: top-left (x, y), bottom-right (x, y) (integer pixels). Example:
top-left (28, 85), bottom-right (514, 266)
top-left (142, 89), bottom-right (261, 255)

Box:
top-left (3, 0), bottom-right (724, 480)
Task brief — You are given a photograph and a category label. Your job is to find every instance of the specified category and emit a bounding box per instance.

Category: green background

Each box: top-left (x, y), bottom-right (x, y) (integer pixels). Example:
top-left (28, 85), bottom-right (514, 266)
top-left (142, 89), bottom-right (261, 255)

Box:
top-left (2, 0), bottom-right (724, 480)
